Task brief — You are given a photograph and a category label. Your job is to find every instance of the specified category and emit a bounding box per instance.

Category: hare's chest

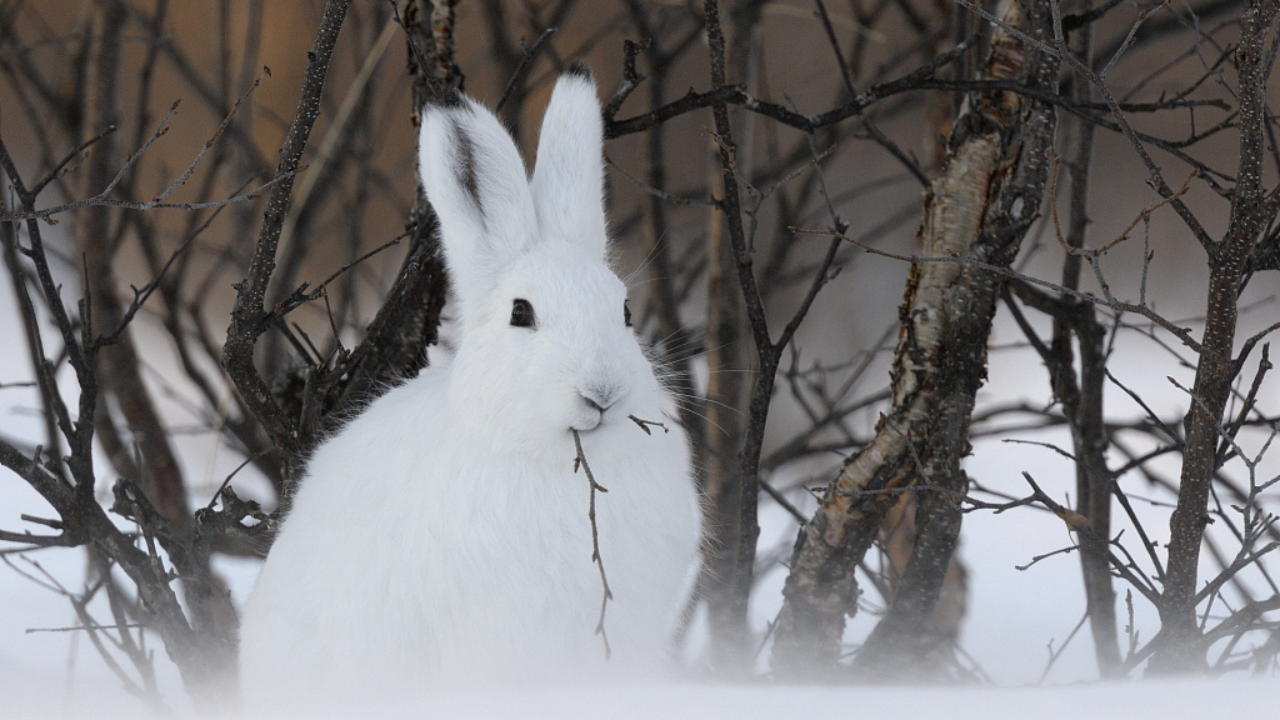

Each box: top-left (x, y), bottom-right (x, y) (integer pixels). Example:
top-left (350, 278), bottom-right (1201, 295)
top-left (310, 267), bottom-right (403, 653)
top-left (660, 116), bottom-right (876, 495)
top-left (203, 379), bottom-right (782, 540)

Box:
top-left (406, 468), bottom-right (603, 637)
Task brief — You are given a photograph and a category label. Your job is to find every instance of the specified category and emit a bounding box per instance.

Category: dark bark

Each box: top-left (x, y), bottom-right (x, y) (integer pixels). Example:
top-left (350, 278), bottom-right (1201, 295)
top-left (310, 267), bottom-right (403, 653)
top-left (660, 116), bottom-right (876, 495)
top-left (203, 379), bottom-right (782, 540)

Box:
top-left (1059, 301), bottom-right (1120, 674)
top-left (604, 41), bottom-right (976, 139)
top-left (294, 0), bottom-right (455, 441)
top-left (700, 0), bottom-right (758, 671)
top-left (223, 0), bottom-right (355, 486)
top-left (219, 0), bottom-right (456, 506)
top-left (1050, 0), bottom-right (1121, 675)
top-left (76, 0), bottom-right (192, 535)
top-left (1151, 0), bottom-right (1280, 672)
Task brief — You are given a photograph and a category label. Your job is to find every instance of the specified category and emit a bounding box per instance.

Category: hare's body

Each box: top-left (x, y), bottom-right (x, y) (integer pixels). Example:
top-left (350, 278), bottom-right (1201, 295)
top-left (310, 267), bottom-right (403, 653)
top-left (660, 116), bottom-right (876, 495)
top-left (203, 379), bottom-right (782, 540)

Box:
top-left (239, 363), bottom-right (696, 692)
top-left (239, 68), bottom-right (700, 699)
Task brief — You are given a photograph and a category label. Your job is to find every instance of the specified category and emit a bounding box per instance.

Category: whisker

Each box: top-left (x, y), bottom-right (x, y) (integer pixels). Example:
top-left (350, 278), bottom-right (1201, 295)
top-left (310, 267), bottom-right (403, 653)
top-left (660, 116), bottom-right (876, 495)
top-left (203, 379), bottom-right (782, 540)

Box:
top-left (620, 231), bottom-right (669, 286)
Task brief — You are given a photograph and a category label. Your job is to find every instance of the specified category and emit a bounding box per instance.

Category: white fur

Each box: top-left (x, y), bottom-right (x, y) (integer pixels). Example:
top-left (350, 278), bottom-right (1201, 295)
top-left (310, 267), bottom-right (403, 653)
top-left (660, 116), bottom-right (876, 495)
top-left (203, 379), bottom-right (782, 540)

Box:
top-left (238, 71), bottom-right (701, 701)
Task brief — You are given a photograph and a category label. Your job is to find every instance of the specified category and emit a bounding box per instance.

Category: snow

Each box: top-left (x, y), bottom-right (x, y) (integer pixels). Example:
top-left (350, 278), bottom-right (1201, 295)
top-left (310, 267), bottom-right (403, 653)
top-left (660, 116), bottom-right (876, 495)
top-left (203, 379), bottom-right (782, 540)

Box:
top-left (5, 674), bottom-right (1280, 720)
top-left (344, 679), bottom-right (1278, 720)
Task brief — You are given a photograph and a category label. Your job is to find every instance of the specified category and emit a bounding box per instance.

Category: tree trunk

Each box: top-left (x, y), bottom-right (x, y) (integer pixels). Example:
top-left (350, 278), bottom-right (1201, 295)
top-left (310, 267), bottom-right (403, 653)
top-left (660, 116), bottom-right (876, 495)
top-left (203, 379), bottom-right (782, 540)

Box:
top-left (1151, 0), bottom-right (1280, 672)
top-left (699, 0), bottom-right (765, 672)
top-left (772, 0), bottom-right (1060, 677)
top-left (1056, 0), bottom-right (1120, 675)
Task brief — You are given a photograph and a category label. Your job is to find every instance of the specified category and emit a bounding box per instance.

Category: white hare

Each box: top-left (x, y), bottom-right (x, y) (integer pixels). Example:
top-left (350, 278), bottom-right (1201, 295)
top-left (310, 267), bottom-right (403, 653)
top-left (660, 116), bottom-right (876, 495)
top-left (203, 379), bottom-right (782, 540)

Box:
top-left (238, 66), bottom-right (700, 699)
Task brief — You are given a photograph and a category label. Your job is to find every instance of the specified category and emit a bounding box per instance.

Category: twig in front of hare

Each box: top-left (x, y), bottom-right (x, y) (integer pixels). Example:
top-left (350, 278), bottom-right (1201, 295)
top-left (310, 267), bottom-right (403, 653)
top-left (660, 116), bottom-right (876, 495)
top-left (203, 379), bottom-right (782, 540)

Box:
top-left (571, 429), bottom-right (613, 659)
top-left (627, 415), bottom-right (669, 435)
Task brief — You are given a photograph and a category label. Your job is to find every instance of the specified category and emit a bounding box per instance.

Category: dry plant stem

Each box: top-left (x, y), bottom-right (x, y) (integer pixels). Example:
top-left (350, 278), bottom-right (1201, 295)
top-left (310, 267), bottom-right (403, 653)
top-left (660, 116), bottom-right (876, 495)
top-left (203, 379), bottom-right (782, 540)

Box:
top-left (0, 162), bottom-right (207, 713)
top-left (1090, 0), bottom-right (1244, 75)
top-left (94, 551), bottom-right (157, 692)
top-left (0, 385), bottom-right (232, 695)
top-left (772, 0), bottom-right (1060, 677)
top-left (78, 0), bottom-right (192, 537)
top-left (1007, 472), bottom-right (1163, 607)
top-left (268, 18), bottom-right (396, 322)
top-left (571, 429), bottom-right (612, 659)
top-left (610, 7), bottom-right (708, 653)
top-left (799, 224), bottom-right (1206, 354)
top-left (494, 27), bottom-right (556, 113)
top-left (223, 0), bottom-right (353, 483)
top-left (1151, 0), bottom-right (1280, 672)
top-left (0, 0), bottom-right (585, 701)
top-left (240, 0), bottom-right (456, 499)
top-left (0, 61), bottom-right (277, 225)
top-left (317, 0), bottom-right (453, 432)
top-left (702, 0), bottom-right (852, 671)
top-left (1012, 278), bottom-right (1120, 673)
top-left (700, 0), bottom-right (757, 670)
top-left (1034, 0), bottom-right (1218, 253)
top-left (0, 175), bottom-right (301, 223)
top-left (1, 221), bottom-right (63, 474)
top-left (71, 0), bottom-right (255, 656)
top-left (604, 35), bottom-right (978, 139)
top-left (1050, 0), bottom-right (1120, 676)
top-left (479, 0), bottom-right (579, 137)
top-left (0, 175), bottom-right (95, 510)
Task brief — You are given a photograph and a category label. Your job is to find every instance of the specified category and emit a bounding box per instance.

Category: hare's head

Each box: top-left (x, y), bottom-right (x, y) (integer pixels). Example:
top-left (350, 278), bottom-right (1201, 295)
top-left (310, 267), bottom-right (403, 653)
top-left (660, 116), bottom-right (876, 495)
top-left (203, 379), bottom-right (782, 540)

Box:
top-left (420, 67), bottom-right (663, 453)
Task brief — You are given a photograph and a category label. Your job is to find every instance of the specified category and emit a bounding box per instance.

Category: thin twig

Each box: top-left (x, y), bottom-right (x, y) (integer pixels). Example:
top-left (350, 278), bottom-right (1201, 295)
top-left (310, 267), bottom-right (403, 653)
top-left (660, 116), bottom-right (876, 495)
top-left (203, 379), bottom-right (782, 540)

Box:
top-left (571, 429), bottom-right (612, 659)
top-left (496, 27), bottom-right (556, 112)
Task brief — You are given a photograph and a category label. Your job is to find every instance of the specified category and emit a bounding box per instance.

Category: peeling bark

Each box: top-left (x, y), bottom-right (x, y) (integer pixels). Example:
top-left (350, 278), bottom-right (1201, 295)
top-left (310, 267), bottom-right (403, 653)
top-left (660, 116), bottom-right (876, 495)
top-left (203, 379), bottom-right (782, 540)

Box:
top-left (771, 0), bottom-right (1060, 676)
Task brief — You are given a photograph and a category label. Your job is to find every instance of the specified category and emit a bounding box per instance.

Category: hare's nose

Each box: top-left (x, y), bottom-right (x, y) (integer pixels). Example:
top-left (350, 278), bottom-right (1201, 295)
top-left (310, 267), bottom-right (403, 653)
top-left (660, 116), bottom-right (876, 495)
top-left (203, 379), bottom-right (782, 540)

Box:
top-left (580, 383), bottom-right (623, 414)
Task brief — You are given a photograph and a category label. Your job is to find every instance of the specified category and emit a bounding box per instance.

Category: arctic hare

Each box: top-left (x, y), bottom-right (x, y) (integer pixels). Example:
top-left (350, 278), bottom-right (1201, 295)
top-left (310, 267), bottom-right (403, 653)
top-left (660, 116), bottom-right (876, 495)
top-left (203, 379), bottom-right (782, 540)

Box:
top-left (238, 66), bottom-right (700, 698)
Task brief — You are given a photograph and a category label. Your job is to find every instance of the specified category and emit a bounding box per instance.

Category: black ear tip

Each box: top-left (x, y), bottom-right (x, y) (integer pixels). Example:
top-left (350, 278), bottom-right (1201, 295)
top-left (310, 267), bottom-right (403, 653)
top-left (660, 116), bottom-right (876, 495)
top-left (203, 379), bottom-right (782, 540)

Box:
top-left (426, 89), bottom-right (466, 110)
top-left (565, 62), bottom-right (593, 80)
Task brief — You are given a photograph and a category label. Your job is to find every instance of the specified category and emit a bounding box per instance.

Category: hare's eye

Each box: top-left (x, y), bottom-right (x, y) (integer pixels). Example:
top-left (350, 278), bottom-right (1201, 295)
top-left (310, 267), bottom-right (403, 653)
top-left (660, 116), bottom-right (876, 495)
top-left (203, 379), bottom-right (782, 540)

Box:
top-left (510, 299), bottom-right (536, 329)
top-left (624, 300), bottom-right (633, 328)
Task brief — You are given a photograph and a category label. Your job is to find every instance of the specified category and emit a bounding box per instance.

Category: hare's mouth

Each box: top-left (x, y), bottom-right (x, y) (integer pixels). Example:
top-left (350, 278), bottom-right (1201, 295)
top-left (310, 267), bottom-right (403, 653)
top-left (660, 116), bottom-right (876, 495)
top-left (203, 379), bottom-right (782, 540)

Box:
top-left (571, 410), bottom-right (604, 433)
top-left (571, 391), bottom-right (617, 433)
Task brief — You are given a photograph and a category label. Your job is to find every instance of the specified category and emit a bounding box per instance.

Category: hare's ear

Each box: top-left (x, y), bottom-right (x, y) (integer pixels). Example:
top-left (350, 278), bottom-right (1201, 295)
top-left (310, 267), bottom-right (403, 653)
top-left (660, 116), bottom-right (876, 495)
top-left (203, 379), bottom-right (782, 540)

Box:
top-left (419, 93), bottom-right (537, 313)
top-left (530, 64), bottom-right (607, 258)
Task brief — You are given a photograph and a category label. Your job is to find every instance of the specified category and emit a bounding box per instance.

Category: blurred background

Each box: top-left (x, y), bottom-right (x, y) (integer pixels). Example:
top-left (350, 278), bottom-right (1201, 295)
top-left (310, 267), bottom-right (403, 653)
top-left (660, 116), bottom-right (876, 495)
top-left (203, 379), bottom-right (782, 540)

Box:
top-left (2, 0), bottom-right (1277, 710)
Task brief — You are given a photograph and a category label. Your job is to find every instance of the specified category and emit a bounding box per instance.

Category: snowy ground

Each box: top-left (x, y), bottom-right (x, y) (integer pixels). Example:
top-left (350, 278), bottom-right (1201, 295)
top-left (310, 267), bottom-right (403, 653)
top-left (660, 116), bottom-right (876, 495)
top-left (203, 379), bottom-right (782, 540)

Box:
top-left (6, 673), bottom-right (1280, 720)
